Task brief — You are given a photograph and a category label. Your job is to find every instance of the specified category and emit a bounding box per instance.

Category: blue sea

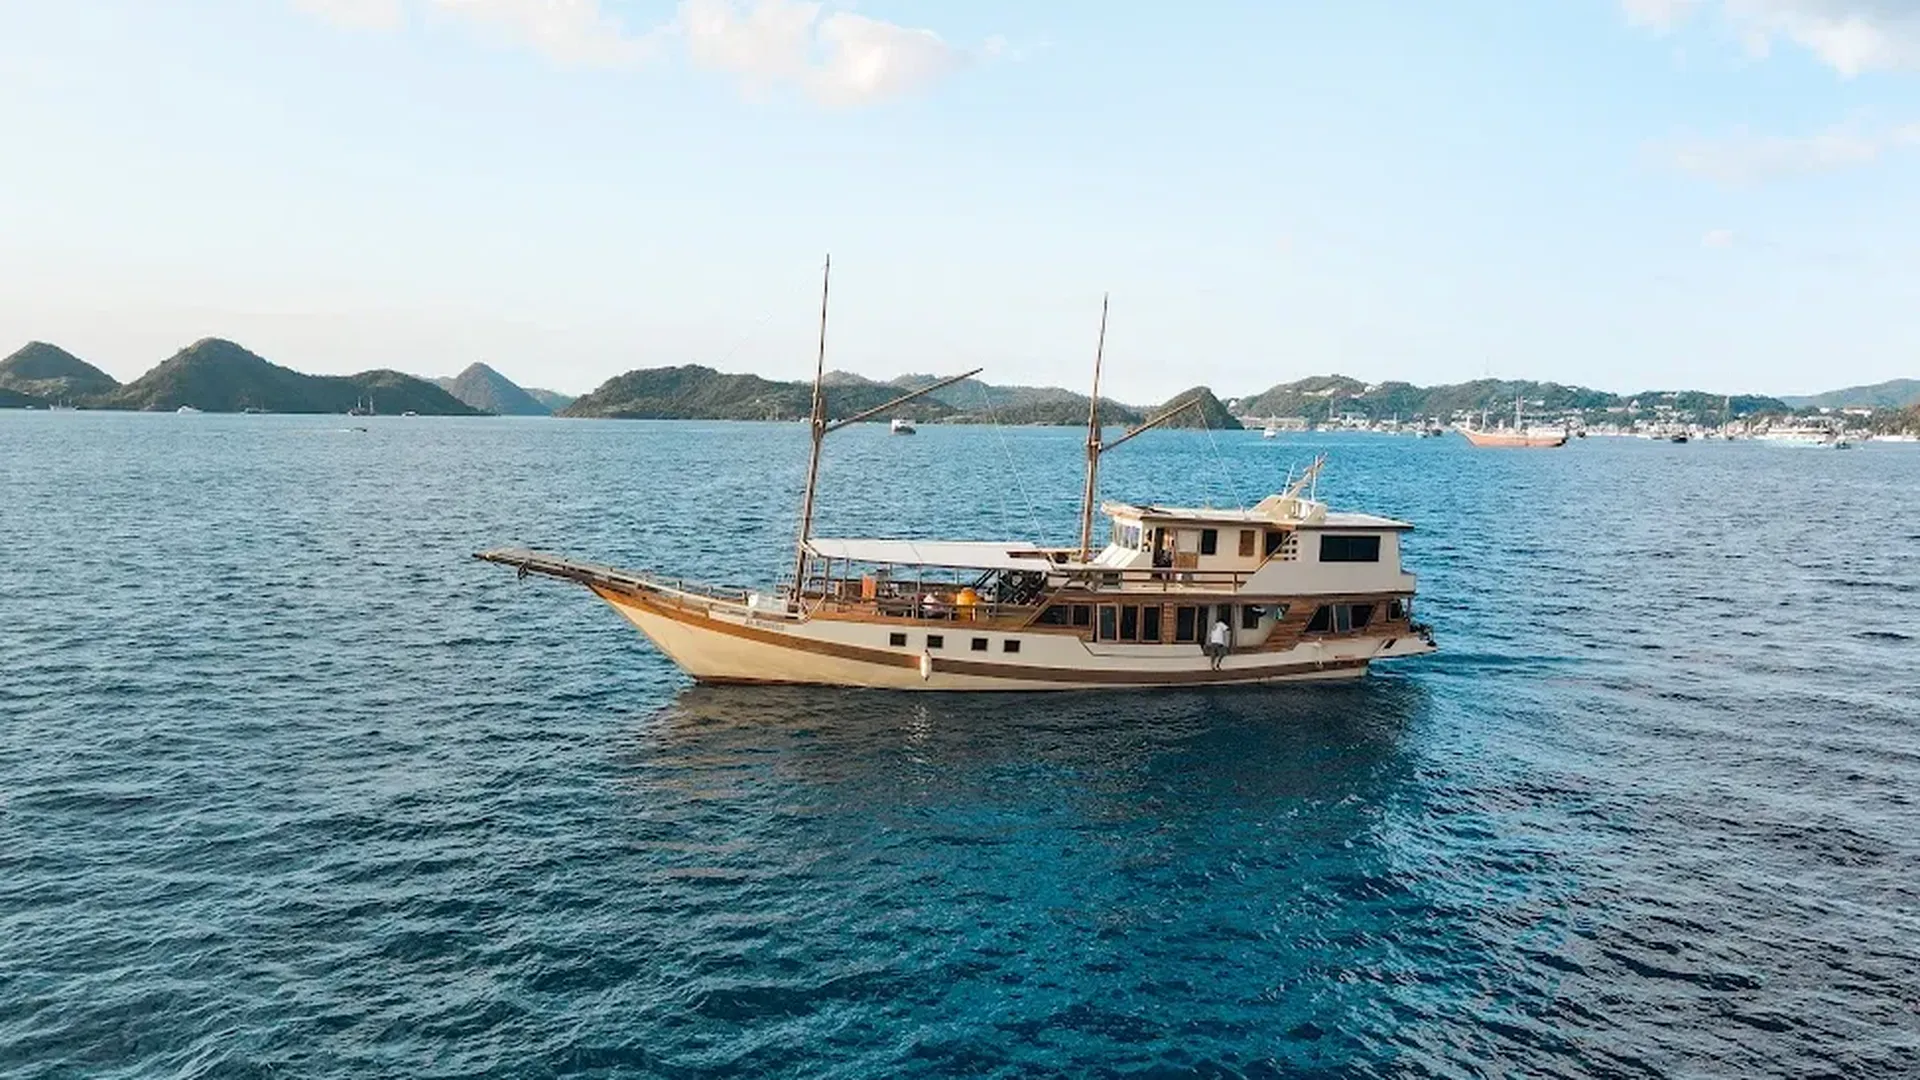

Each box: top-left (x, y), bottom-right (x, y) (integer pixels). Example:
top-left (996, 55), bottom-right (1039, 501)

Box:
top-left (3, 411), bottom-right (1917, 1079)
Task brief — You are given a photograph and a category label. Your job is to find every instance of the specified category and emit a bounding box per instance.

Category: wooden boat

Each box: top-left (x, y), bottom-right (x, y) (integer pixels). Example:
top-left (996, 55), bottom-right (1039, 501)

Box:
top-left (478, 262), bottom-right (1438, 690)
top-left (1460, 395), bottom-right (1566, 448)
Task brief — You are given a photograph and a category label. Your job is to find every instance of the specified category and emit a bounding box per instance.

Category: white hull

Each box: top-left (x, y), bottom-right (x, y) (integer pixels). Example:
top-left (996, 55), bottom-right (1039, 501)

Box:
top-left (594, 585), bottom-right (1431, 691)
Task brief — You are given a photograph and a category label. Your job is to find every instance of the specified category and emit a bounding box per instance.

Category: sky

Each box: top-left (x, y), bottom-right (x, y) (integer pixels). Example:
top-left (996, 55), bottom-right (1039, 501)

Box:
top-left (3, 0), bottom-right (1919, 402)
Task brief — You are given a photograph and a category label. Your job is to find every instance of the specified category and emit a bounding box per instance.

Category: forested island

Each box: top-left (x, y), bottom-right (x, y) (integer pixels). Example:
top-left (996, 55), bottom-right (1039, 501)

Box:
top-left (4, 338), bottom-right (1915, 430)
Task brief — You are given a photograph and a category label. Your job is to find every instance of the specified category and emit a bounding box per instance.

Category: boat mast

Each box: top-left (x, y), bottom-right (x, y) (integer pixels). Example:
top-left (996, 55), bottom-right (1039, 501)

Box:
top-left (1077, 293), bottom-right (1109, 562)
top-left (792, 255), bottom-right (832, 599)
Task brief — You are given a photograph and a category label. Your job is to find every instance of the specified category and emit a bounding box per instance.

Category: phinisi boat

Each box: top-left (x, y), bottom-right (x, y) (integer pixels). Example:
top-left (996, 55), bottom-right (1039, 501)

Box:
top-left (478, 262), bottom-right (1438, 690)
top-left (1459, 395), bottom-right (1567, 448)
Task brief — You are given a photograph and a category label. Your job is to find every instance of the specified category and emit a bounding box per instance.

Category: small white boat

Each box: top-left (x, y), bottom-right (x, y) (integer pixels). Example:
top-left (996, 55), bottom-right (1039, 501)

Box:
top-left (1262, 421), bottom-right (1278, 439)
top-left (889, 418), bottom-right (917, 435)
top-left (176, 404), bottom-right (201, 414)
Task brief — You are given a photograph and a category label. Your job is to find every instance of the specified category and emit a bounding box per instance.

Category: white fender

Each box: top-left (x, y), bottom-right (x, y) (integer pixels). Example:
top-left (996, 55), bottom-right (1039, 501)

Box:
top-left (919, 651), bottom-right (933, 681)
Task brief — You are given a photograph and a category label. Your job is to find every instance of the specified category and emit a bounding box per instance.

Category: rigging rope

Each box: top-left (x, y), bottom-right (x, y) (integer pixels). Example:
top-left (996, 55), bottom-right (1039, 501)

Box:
top-left (978, 381), bottom-right (1049, 543)
top-left (1197, 398), bottom-right (1251, 511)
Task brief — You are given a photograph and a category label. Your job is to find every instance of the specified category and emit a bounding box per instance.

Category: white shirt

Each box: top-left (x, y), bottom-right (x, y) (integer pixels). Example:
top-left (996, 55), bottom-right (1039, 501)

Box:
top-left (1208, 621), bottom-right (1231, 648)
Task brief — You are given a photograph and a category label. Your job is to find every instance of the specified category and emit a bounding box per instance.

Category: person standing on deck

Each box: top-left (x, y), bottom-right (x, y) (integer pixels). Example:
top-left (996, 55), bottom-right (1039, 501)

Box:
top-left (1207, 617), bottom-right (1231, 670)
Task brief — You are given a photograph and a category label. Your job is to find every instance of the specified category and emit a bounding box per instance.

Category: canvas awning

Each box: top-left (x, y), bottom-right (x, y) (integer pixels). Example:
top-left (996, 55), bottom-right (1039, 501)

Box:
top-left (805, 538), bottom-right (1049, 572)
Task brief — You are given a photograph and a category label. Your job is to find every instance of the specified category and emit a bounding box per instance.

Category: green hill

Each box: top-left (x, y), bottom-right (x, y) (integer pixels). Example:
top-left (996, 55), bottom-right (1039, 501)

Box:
top-left (108, 339), bottom-right (479, 414)
top-left (0, 342), bottom-right (120, 402)
top-left (889, 373), bottom-right (1142, 426)
top-left (437, 362), bottom-right (551, 415)
top-left (1782, 378), bottom-right (1920, 411)
top-left (1236, 374), bottom-right (1785, 422)
top-left (526, 388), bottom-right (575, 412)
top-left (1153, 387), bottom-right (1242, 430)
top-left (562, 365), bottom-right (960, 422)
top-left (1, 386), bottom-right (46, 408)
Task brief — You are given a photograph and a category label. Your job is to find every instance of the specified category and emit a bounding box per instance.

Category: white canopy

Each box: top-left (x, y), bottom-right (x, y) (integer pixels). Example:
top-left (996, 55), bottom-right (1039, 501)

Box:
top-left (805, 538), bottom-right (1048, 572)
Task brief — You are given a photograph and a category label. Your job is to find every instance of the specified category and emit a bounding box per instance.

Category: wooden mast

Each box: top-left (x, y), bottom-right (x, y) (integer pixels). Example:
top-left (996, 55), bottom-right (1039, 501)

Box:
top-left (1077, 293), bottom-right (1109, 562)
top-left (793, 255), bottom-right (832, 600)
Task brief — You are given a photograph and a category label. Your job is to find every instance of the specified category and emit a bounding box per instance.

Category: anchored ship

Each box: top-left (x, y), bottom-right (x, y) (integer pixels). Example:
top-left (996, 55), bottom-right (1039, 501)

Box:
top-left (478, 262), bottom-right (1438, 690)
top-left (1460, 394), bottom-right (1567, 448)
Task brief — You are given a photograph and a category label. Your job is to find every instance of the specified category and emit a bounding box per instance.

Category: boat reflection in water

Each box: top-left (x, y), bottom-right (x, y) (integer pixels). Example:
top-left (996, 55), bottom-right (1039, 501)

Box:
top-left (625, 676), bottom-right (1432, 813)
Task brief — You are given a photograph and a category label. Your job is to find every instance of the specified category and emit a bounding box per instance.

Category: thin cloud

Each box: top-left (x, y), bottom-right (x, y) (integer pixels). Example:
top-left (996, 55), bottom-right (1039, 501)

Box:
top-left (1656, 121), bottom-right (1920, 184)
top-left (1701, 228), bottom-right (1736, 247)
top-left (427, 0), bottom-right (654, 69)
top-left (292, 0), bottom-right (988, 104)
top-left (294, 0), bottom-right (405, 32)
top-left (1623, 0), bottom-right (1920, 75)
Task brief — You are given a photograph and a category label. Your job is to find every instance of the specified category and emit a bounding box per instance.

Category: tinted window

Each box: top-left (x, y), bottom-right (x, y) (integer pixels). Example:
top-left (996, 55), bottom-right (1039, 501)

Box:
top-left (1071, 605), bottom-right (1092, 627)
top-left (971, 637), bottom-right (989, 652)
top-left (1098, 606), bottom-right (1118, 641)
top-left (889, 632), bottom-right (907, 647)
top-left (1038, 605), bottom-right (1070, 626)
top-left (1349, 603), bottom-right (1374, 629)
top-left (1003, 639), bottom-right (1021, 653)
top-left (1120, 606), bottom-right (1139, 641)
top-left (1174, 606), bottom-right (1198, 643)
top-left (1141, 606), bottom-right (1161, 642)
top-left (1241, 605), bottom-right (1263, 630)
top-left (927, 634), bottom-right (944, 650)
top-left (1388, 599), bottom-right (1407, 621)
top-left (1320, 535), bottom-right (1381, 562)
top-left (1333, 605), bottom-right (1353, 633)
top-left (1306, 606), bottom-right (1333, 633)
top-left (1265, 530), bottom-right (1285, 556)
top-left (1200, 529), bottom-right (1219, 555)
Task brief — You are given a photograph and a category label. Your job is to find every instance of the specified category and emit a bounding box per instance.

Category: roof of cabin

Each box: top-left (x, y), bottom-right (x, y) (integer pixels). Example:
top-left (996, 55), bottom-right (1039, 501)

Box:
top-left (806, 538), bottom-right (1050, 571)
top-left (1102, 501), bottom-right (1413, 531)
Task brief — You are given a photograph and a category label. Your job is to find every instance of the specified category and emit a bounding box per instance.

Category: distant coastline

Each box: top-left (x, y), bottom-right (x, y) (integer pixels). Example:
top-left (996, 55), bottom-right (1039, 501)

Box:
top-left (4, 338), bottom-right (1917, 432)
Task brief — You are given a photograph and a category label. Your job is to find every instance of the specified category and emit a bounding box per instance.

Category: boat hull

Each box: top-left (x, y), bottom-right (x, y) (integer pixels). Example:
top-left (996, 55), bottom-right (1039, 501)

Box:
top-left (591, 584), bottom-right (1426, 691)
top-left (1459, 429), bottom-right (1566, 448)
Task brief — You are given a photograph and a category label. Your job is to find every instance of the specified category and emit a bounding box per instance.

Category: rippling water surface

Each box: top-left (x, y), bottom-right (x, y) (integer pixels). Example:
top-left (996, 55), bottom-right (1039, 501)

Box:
top-left (3, 412), bottom-right (1917, 1079)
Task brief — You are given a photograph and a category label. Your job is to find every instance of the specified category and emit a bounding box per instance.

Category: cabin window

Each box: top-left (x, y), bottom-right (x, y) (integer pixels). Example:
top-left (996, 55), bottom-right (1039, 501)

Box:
top-left (1004, 639), bottom-right (1021, 654)
top-left (1265, 530), bottom-right (1285, 557)
top-left (1120, 606), bottom-right (1139, 641)
top-left (1388, 599), bottom-right (1407, 621)
top-left (927, 634), bottom-right (944, 650)
top-left (1333, 605), bottom-right (1353, 633)
top-left (1097, 605), bottom-right (1118, 642)
top-left (1118, 524), bottom-right (1142, 550)
top-left (1238, 530), bottom-right (1257, 558)
top-left (971, 637), bottom-right (989, 652)
top-left (1216, 604), bottom-right (1235, 628)
top-left (1320, 535), bottom-right (1382, 563)
top-left (1350, 603), bottom-right (1375, 630)
top-left (1038, 605), bottom-right (1071, 626)
top-left (889, 632), bottom-right (907, 647)
top-left (1174, 606), bottom-right (1198, 643)
top-left (1241, 605), bottom-right (1263, 630)
top-left (1306, 606), bottom-right (1333, 633)
top-left (1200, 529), bottom-right (1219, 556)
top-left (1141, 606), bottom-right (1162, 642)
top-left (1071, 605), bottom-right (1092, 628)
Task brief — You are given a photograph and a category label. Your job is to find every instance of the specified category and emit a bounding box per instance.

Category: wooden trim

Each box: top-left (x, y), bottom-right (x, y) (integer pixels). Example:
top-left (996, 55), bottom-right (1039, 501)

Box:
top-left (596, 583), bottom-right (1374, 687)
top-left (931, 655), bottom-right (1369, 685)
